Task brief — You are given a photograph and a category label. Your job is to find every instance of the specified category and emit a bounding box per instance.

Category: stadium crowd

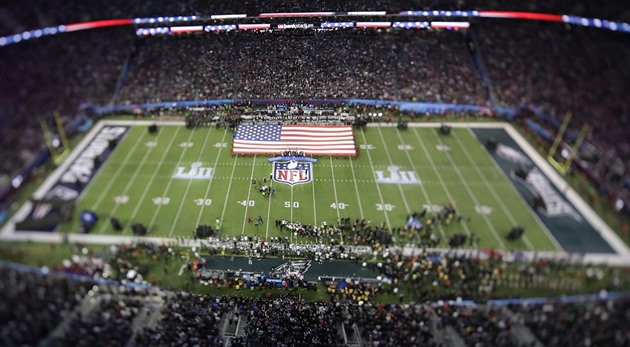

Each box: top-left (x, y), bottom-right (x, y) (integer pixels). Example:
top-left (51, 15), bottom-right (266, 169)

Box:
top-left (135, 291), bottom-right (225, 346)
top-left (477, 22), bottom-right (630, 199)
top-left (1, 262), bottom-right (629, 346)
top-left (2, 2), bottom-right (630, 346)
top-left (48, 285), bottom-right (144, 347)
top-left (2, 20), bottom-right (630, 207)
top-left (2, 0), bottom-right (630, 37)
top-left (118, 30), bottom-right (488, 105)
top-left (0, 266), bottom-right (91, 346)
top-left (0, 27), bottom-right (133, 186)
top-left (510, 299), bottom-right (630, 346)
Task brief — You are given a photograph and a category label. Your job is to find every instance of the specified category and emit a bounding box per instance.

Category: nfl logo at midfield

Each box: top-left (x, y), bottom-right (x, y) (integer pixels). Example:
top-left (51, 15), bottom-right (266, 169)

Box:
top-left (273, 160), bottom-right (312, 186)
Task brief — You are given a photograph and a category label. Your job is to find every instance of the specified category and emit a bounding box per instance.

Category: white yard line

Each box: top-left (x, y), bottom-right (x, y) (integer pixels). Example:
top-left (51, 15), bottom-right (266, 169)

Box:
top-left (348, 157), bottom-right (365, 219)
top-left (428, 128), bottom-right (507, 249)
top-left (195, 129), bottom-right (228, 227)
top-left (410, 128), bottom-right (475, 245)
top-left (145, 129), bottom-right (196, 231)
top-left (329, 156), bottom-right (342, 221)
top-left (290, 185), bottom-right (294, 222)
top-left (98, 127), bottom-right (173, 234)
top-left (265, 183), bottom-right (273, 240)
top-left (241, 155), bottom-right (258, 236)
top-left (394, 130), bottom-right (449, 244)
top-left (90, 129), bottom-right (145, 210)
top-left (376, 127), bottom-right (411, 214)
top-left (329, 156), bottom-right (344, 245)
top-left (454, 128), bottom-right (536, 251)
top-left (359, 130), bottom-right (392, 231)
top-left (311, 176), bottom-right (318, 225)
top-left (218, 156), bottom-right (239, 228)
top-left (168, 128), bottom-right (214, 237)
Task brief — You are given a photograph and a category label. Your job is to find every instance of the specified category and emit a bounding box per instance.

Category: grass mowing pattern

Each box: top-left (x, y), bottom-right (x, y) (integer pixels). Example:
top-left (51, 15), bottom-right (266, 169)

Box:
top-left (61, 125), bottom-right (558, 252)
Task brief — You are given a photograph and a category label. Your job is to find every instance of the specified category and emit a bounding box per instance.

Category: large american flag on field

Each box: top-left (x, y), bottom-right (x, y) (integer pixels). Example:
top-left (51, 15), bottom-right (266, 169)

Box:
top-left (232, 124), bottom-right (357, 156)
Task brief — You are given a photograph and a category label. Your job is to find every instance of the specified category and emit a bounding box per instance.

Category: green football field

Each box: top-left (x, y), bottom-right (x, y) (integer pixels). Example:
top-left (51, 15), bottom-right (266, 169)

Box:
top-left (60, 123), bottom-right (559, 252)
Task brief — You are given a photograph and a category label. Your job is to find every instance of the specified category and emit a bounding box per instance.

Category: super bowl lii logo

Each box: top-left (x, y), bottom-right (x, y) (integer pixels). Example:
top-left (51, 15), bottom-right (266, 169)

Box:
top-left (269, 153), bottom-right (317, 186)
top-left (173, 162), bottom-right (213, 180)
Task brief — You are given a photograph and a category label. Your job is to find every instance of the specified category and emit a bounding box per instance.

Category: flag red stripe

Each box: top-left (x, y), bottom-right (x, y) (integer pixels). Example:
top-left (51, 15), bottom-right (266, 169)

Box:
top-left (233, 125), bottom-right (357, 156)
top-left (235, 139), bottom-right (355, 145)
top-left (233, 148), bottom-right (357, 154)
top-left (233, 144), bottom-right (356, 150)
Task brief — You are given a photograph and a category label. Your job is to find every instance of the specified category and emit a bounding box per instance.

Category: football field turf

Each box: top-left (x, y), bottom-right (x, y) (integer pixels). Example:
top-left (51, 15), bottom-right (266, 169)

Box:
top-left (60, 122), bottom-right (559, 252)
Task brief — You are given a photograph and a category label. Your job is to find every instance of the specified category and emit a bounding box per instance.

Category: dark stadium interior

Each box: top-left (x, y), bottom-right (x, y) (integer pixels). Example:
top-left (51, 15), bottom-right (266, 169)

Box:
top-left (1, 1), bottom-right (630, 346)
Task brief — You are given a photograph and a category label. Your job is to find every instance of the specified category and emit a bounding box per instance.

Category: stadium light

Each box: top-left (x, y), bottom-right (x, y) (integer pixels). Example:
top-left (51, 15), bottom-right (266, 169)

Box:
top-left (11, 175), bottom-right (23, 189)
top-left (614, 198), bottom-right (624, 212)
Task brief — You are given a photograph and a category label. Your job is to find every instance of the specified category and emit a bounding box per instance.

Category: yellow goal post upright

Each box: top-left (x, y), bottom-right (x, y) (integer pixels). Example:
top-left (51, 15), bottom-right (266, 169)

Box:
top-left (546, 112), bottom-right (589, 176)
top-left (40, 111), bottom-right (71, 166)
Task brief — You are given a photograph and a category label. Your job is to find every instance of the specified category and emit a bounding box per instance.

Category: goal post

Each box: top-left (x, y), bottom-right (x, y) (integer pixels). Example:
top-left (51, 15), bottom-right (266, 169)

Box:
top-left (40, 111), bottom-right (71, 165)
top-left (546, 112), bottom-right (589, 176)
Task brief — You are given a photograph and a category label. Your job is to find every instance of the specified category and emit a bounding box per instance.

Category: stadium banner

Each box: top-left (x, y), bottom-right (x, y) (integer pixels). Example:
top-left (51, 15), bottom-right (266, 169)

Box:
top-left (93, 99), bottom-right (515, 118)
top-left (18, 126), bottom-right (129, 231)
top-left (473, 128), bottom-right (614, 253)
top-left (346, 99), bottom-right (511, 117)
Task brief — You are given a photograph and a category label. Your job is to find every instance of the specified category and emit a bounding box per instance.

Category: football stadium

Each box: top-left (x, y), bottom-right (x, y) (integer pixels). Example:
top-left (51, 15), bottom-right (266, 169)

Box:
top-left (1, 1), bottom-right (630, 346)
